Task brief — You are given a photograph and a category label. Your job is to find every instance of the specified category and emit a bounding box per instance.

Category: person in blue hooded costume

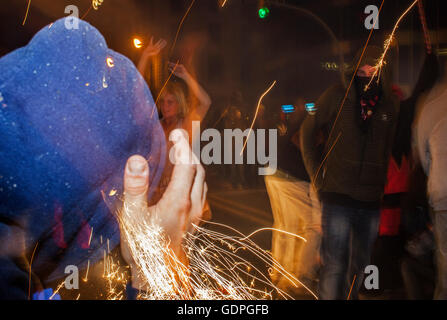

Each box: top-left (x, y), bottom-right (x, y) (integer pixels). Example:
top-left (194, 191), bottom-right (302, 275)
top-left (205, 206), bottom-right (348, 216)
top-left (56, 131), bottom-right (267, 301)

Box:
top-left (0, 18), bottom-right (207, 299)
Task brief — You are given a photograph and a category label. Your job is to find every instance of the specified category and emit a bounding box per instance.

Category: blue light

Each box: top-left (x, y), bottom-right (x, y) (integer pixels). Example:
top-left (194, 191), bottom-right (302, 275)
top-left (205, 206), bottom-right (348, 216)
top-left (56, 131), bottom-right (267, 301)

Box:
top-left (305, 103), bottom-right (316, 113)
top-left (281, 105), bottom-right (295, 113)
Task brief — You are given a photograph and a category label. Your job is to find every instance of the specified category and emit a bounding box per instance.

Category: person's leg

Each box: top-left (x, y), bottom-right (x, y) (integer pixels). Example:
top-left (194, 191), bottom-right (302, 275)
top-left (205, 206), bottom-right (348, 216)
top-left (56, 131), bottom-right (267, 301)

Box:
top-left (264, 175), bottom-right (287, 283)
top-left (349, 208), bottom-right (380, 299)
top-left (433, 210), bottom-right (447, 300)
top-left (319, 202), bottom-right (352, 300)
top-left (401, 254), bottom-right (434, 300)
top-left (295, 182), bottom-right (321, 282)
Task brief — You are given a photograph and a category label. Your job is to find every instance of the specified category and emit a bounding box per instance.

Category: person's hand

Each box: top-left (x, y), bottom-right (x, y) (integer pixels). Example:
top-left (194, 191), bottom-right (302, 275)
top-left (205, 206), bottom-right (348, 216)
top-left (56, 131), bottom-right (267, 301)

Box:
top-left (168, 62), bottom-right (191, 81)
top-left (142, 37), bottom-right (167, 58)
top-left (120, 129), bottom-right (207, 287)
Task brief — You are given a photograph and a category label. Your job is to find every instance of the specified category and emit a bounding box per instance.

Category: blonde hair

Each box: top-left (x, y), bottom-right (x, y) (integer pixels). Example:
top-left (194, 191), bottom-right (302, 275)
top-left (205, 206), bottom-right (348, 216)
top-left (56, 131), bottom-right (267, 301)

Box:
top-left (159, 82), bottom-right (189, 120)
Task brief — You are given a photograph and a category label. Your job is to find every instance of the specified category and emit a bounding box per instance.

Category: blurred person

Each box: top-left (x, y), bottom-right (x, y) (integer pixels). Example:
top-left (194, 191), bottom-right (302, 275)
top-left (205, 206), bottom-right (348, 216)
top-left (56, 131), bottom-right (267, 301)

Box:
top-left (301, 46), bottom-right (400, 300)
top-left (265, 99), bottom-right (321, 294)
top-left (223, 92), bottom-right (248, 189)
top-left (0, 19), bottom-right (206, 299)
top-left (413, 57), bottom-right (447, 300)
top-left (400, 164), bottom-right (435, 300)
top-left (366, 52), bottom-right (438, 296)
top-left (151, 62), bottom-right (212, 219)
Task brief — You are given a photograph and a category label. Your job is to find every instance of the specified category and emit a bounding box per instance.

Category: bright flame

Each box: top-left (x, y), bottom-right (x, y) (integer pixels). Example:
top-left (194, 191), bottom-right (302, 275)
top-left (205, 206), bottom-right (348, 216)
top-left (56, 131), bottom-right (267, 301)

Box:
top-left (133, 38), bottom-right (143, 49)
top-left (106, 58), bottom-right (115, 68)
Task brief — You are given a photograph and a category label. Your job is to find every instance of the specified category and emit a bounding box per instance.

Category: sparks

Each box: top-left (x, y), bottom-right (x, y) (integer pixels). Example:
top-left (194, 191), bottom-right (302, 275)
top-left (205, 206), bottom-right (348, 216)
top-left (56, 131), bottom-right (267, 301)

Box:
top-left (116, 199), bottom-right (318, 300)
top-left (240, 81), bottom-right (277, 156)
top-left (365, 0), bottom-right (419, 91)
top-left (92, 0), bottom-right (105, 10)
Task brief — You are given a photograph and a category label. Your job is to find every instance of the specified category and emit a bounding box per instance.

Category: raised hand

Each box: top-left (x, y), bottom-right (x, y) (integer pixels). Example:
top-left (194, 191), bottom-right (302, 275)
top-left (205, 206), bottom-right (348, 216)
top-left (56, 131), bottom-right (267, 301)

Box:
top-left (142, 37), bottom-right (167, 58)
top-left (168, 62), bottom-right (191, 81)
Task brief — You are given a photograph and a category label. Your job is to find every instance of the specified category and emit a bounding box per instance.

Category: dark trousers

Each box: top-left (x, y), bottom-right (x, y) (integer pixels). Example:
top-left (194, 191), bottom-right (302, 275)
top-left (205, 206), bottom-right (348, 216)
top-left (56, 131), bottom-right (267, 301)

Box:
top-left (319, 202), bottom-right (380, 300)
top-left (433, 210), bottom-right (447, 300)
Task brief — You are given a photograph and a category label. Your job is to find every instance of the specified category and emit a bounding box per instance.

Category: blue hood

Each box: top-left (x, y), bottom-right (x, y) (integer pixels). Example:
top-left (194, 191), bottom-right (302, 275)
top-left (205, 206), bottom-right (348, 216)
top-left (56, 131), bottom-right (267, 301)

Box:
top-left (0, 18), bottom-right (165, 282)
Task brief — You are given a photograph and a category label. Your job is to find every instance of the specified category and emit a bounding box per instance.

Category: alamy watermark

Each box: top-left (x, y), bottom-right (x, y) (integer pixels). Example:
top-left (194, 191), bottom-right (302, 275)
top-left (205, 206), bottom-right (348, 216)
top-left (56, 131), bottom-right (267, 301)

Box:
top-left (168, 121), bottom-right (278, 176)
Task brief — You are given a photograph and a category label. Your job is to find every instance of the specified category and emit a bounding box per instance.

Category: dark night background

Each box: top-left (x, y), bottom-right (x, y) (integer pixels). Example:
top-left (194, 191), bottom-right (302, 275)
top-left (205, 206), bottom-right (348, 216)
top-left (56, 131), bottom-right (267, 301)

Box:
top-left (2, 0), bottom-right (447, 124)
top-left (1, 0), bottom-right (447, 299)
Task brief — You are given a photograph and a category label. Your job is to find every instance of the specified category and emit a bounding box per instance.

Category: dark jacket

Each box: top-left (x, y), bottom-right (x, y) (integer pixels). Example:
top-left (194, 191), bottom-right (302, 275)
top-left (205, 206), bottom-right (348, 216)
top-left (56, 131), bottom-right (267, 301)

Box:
top-left (300, 46), bottom-right (400, 203)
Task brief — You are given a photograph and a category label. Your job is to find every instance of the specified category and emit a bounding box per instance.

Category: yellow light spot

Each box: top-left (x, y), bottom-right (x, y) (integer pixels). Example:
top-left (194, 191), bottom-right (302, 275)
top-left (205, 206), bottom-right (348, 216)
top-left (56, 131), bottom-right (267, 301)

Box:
top-left (109, 189), bottom-right (117, 196)
top-left (133, 38), bottom-right (143, 49)
top-left (92, 0), bottom-right (104, 10)
top-left (85, 83), bottom-right (90, 87)
top-left (106, 57), bottom-right (114, 68)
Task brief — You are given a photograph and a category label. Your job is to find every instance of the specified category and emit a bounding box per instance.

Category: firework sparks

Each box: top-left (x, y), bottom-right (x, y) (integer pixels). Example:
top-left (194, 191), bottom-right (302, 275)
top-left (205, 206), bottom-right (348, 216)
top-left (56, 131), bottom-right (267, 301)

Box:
top-left (240, 81), bottom-right (277, 156)
top-left (117, 197), bottom-right (318, 300)
top-left (92, 0), bottom-right (105, 10)
top-left (364, 0), bottom-right (419, 91)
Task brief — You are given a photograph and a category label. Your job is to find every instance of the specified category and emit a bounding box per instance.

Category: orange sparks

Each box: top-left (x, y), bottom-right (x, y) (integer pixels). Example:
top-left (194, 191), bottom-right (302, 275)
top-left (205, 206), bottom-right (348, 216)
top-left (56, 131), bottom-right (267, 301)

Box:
top-left (365, 0), bottom-right (419, 91)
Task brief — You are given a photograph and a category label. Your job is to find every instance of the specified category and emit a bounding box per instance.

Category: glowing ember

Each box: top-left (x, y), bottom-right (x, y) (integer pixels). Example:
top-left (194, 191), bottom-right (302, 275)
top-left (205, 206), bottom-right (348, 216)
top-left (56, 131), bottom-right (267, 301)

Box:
top-left (133, 38), bottom-right (143, 49)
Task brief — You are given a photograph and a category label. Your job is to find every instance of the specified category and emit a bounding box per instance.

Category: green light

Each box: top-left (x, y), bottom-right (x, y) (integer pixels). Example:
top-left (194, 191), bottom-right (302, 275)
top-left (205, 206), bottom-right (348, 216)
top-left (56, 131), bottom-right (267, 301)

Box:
top-left (258, 7), bottom-right (269, 19)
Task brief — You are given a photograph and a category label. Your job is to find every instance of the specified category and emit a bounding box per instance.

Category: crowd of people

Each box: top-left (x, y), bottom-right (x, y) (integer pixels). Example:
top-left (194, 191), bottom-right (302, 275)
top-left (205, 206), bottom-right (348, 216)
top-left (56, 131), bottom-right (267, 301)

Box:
top-left (0, 16), bottom-right (446, 301)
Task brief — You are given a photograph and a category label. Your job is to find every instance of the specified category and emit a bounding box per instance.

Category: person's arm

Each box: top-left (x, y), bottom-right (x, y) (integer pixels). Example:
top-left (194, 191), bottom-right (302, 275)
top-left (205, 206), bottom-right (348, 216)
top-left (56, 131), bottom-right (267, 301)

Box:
top-left (300, 85), bottom-right (339, 182)
top-left (137, 38), bottom-right (167, 77)
top-left (168, 63), bottom-right (212, 122)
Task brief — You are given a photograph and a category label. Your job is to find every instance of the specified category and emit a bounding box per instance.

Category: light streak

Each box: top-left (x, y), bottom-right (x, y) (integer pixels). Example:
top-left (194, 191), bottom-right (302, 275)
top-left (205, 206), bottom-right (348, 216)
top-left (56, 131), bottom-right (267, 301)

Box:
top-left (240, 81), bottom-right (277, 156)
top-left (88, 227), bottom-right (93, 248)
top-left (313, 0), bottom-right (385, 186)
top-left (49, 281), bottom-right (65, 300)
top-left (133, 38), bottom-right (143, 49)
top-left (83, 260), bottom-right (90, 282)
top-left (170, 0), bottom-right (196, 55)
top-left (240, 228), bottom-right (307, 243)
top-left (365, 0), bottom-right (419, 91)
top-left (152, 60), bottom-right (180, 118)
top-left (22, 0), bottom-right (32, 26)
top-left (347, 274), bottom-right (357, 300)
top-left (28, 242), bottom-right (39, 300)
top-left (221, 0), bottom-right (228, 8)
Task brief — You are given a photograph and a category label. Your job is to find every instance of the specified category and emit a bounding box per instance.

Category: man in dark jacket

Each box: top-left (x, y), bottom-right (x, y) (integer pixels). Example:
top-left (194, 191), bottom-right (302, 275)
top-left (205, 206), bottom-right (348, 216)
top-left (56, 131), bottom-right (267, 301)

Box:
top-left (300, 46), bottom-right (400, 299)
